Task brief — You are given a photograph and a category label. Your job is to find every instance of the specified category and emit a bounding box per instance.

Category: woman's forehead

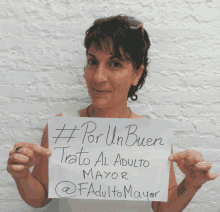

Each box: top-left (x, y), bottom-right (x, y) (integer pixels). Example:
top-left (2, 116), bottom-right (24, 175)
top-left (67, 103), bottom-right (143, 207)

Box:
top-left (87, 42), bottom-right (128, 60)
top-left (88, 41), bottom-right (113, 54)
top-left (88, 46), bottom-right (110, 55)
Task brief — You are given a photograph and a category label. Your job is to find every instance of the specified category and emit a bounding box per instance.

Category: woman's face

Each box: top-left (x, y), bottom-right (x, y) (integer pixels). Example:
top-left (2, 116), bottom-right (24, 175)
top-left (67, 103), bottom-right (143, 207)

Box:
top-left (85, 43), bottom-right (143, 108)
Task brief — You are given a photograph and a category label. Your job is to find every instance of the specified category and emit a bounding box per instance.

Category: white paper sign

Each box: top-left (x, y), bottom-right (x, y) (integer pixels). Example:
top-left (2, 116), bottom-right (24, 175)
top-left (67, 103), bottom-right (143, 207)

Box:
top-left (48, 117), bottom-right (173, 202)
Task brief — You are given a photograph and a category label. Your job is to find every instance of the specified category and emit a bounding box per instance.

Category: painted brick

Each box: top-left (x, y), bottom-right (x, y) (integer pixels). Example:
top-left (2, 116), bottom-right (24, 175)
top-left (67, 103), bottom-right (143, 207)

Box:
top-left (1, 0), bottom-right (220, 211)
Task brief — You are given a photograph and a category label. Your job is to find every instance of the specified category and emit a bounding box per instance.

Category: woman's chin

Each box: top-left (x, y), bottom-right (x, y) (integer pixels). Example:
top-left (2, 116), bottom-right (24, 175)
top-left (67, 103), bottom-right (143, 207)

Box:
top-left (91, 98), bottom-right (111, 107)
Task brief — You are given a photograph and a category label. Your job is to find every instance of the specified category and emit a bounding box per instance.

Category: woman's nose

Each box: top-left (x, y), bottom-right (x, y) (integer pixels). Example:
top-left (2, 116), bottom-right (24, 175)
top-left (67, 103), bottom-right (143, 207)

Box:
top-left (93, 63), bottom-right (107, 82)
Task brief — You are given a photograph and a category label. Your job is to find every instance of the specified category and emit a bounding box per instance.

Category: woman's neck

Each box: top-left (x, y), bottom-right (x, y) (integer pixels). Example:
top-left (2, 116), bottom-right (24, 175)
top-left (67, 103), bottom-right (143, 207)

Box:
top-left (87, 103), bottom-right (131, 118)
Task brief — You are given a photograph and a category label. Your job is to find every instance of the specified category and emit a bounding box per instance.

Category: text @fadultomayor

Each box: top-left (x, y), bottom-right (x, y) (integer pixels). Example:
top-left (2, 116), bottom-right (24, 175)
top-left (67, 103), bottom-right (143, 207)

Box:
top-left (53, 121), bottom-right (165, 147)
top-left (55, 181), bottom-right (160, 201)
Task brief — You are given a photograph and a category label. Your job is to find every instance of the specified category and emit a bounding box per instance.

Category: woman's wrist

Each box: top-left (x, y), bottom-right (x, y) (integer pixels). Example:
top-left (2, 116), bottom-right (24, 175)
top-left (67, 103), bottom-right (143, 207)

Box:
top-left (13, 169), bottom-right (31, 184)
top-left (183, 176), bottom-right (203, 191)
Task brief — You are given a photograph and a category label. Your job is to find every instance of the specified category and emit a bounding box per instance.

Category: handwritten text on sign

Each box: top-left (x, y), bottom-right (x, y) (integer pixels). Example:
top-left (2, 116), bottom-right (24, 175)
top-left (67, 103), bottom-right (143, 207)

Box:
top-left (48, 117), bottom-right (173, 202)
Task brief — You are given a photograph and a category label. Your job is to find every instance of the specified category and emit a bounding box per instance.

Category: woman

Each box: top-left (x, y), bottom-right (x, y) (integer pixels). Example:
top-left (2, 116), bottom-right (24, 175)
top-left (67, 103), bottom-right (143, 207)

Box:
top-left (7, 15), bottom-right (217, 212)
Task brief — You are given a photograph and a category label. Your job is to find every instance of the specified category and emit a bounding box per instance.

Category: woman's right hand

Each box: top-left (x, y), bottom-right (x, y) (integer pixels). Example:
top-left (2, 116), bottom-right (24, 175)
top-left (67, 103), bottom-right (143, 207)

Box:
top-left (7, 142), bottom-right (52, 180)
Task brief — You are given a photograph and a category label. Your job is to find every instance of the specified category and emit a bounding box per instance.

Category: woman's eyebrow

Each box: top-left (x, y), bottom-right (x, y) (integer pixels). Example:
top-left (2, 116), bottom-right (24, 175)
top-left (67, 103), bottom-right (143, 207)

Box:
top-left (87, 53), bottom-right (122, 61)
top-left (87, 53), bottom-right (95, 58)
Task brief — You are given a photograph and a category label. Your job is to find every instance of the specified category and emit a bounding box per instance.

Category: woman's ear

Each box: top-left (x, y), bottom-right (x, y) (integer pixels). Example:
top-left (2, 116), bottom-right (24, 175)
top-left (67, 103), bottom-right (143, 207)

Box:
top-left (133, 65), bottom-right (144, 85)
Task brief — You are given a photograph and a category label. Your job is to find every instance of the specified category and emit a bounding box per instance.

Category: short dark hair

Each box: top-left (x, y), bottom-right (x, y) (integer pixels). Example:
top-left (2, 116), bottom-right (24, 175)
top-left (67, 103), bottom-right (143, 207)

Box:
top-left (84, 14), bottom-right (151, 101)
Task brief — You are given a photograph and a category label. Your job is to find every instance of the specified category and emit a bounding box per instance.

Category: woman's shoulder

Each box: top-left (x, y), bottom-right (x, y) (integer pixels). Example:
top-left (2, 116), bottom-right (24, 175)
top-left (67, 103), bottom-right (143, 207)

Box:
top-left (54, 111), bottom-right (143, 119)
top-left (55, 114), bottom-right (63, 117)
top-left (77, 108), bottom-right (143, 119)
top-left (130, 112), bottom-right (143, 119)
top-left (78, 108), bottom-right (143, 119)
top-left (78, 108), bottom-right (87, 117)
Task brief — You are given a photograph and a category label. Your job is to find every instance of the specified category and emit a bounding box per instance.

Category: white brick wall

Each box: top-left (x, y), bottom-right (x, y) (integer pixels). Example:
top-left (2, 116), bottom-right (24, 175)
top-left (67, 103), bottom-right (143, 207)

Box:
top-left (1, 0), bottom-right (220, 211)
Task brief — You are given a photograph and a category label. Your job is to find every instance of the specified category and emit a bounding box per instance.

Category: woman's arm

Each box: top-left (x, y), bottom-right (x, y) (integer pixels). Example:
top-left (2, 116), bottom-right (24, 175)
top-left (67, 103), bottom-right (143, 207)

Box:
top-left (31, 123), bottom-right (52, 207)
top-left (13, 172), bottom-right (49, 208)
top-left (13, 123), bottom-right (53, 208)
top-left (157, 177), bottom-right (201, 212)
top-left (8, 137), bottom-right (53, 208)
top-left (31, 114), bottom-right (63, 207)
top-left (152, 147), bottom-right (200, 212)
top-left (152, 146), bottom-right (178, 212)
top-left (152, 149), bottom-right (217, 212)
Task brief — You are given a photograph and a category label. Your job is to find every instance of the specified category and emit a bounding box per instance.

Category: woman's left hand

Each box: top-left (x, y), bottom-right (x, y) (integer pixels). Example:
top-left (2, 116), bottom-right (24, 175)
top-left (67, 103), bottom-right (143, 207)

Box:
top-left (169, 150), bottom-right (217, 188)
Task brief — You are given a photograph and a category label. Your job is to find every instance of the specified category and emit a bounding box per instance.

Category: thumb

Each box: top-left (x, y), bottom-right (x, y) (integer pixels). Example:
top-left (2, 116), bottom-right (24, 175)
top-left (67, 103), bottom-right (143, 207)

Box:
top-left (28, 157), bottom-right (40, 168)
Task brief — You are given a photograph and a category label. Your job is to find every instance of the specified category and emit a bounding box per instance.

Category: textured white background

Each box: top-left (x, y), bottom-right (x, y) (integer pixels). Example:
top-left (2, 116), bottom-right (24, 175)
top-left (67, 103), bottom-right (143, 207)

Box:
top-left (0, 0), bottom-right (220, 211)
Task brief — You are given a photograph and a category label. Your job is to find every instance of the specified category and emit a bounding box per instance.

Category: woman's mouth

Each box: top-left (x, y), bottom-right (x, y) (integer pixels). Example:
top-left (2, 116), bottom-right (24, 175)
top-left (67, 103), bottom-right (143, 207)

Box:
top-left (92, 87), bottom-right (110, 93)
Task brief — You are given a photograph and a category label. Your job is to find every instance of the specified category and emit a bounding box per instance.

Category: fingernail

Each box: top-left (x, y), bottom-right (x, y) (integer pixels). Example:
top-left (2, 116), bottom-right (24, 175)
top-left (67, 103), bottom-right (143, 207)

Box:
top-left (47, 150), bottom-right (52, 155)
top-left (169, 156), bottom-right (173, 160)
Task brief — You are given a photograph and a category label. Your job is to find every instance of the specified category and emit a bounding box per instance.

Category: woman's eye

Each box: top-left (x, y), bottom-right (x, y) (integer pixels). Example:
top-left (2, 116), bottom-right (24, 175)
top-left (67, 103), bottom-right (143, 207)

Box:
top-left (109, 61), bottom-right (121, 68)
top-left (87, 59), bottom-right (97, 66)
